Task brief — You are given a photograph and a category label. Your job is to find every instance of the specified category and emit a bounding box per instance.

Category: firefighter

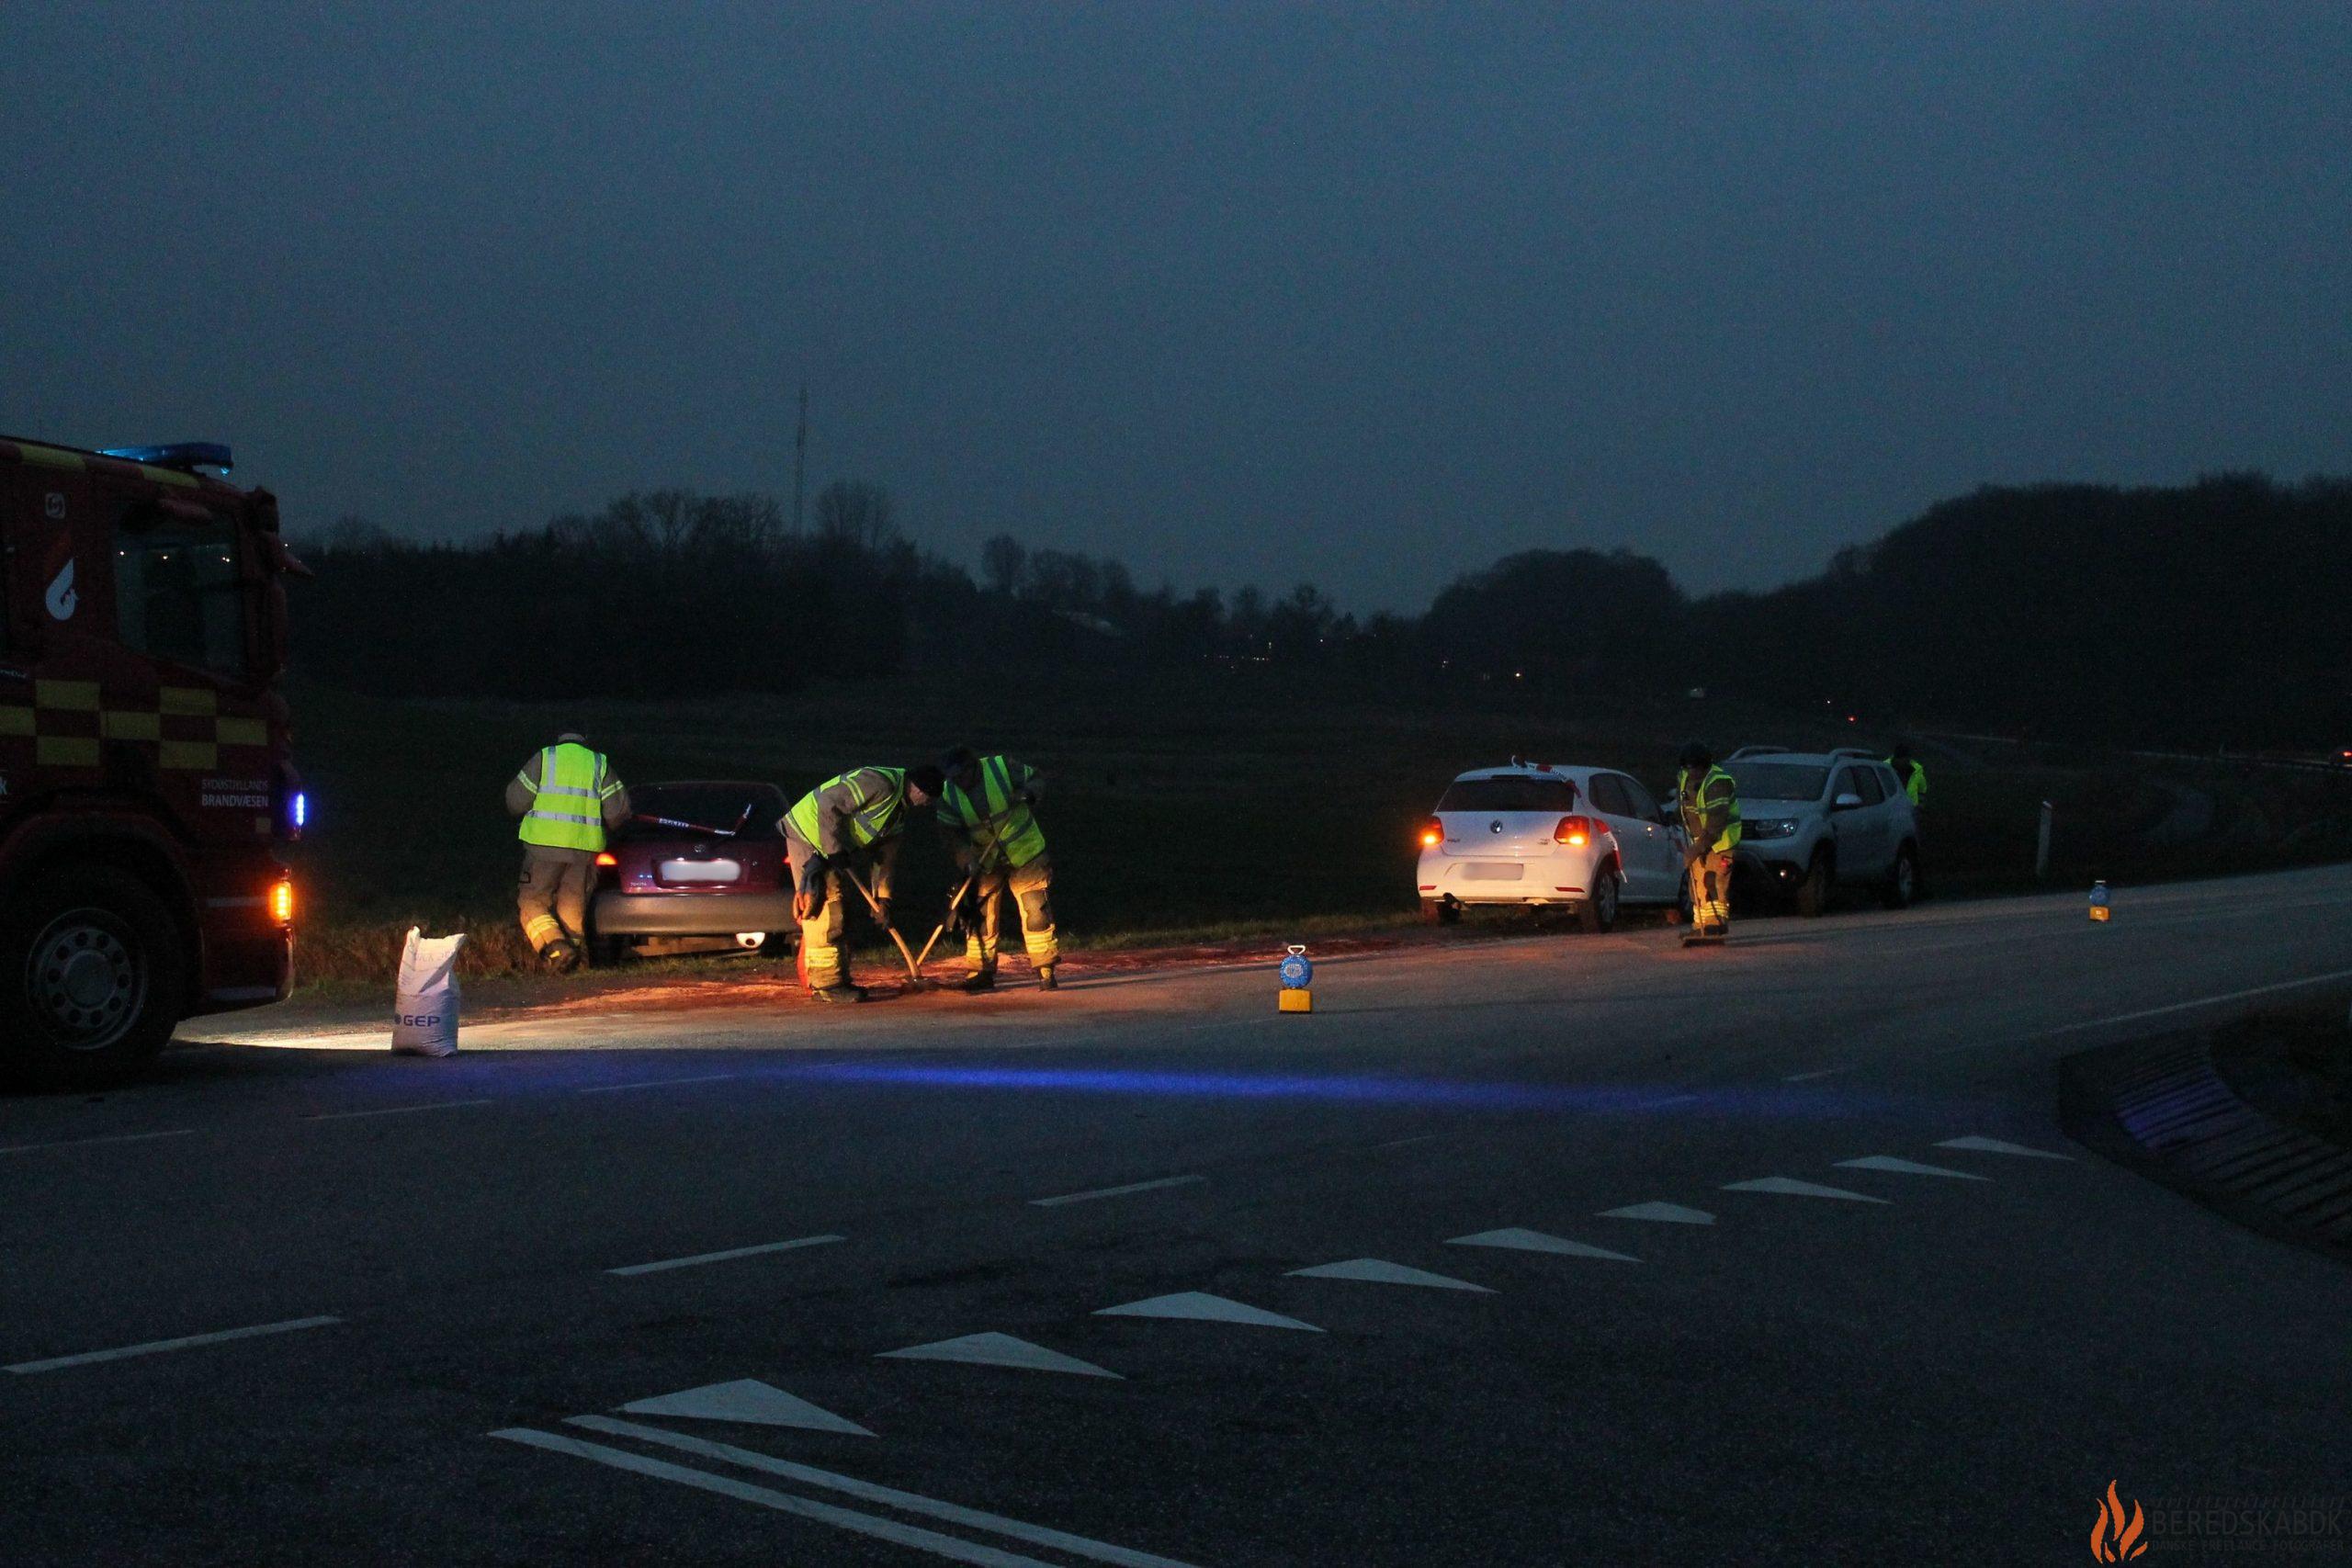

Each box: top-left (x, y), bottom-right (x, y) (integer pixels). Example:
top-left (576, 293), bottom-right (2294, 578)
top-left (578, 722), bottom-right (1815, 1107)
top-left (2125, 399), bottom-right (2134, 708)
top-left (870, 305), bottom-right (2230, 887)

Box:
top-left (935, 747), bottom-right (1058, 992)
top-left (781, 763), bottom-right (943, 1003)
top-left (506, 731), bottom-right (630, 973)
top-left (1675, 740), bottom-right (1740, 946)
top-left (1888, 741), bottom-right (1928, 807)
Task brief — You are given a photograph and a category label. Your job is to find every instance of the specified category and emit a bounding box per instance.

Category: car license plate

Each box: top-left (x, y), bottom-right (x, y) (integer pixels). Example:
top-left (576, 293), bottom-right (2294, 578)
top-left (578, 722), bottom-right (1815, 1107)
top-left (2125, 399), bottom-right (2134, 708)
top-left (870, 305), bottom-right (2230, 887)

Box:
top-left (659, 858), bottom-right (742, 884)
top-left (1463, 862), bottom-right (1524, 882)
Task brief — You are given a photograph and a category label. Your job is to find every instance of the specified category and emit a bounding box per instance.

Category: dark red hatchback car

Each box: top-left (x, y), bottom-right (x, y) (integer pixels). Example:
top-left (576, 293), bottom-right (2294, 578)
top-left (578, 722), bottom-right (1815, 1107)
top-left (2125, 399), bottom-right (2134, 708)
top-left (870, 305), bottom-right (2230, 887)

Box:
top-left (588, 781), bottom-right (796, 960)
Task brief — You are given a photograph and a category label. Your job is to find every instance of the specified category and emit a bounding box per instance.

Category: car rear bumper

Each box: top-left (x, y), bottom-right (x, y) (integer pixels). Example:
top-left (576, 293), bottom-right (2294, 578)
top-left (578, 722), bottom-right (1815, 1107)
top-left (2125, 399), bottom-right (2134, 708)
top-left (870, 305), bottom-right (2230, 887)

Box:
top-left (1417, 850), bottom-right (1590, 904)
top-left (591, 890), bottom-right (795, 937)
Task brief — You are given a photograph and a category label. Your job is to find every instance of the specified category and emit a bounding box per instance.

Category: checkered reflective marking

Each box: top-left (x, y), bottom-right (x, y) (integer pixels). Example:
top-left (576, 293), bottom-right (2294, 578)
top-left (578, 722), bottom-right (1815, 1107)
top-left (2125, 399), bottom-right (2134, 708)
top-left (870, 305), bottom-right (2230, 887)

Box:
top-left (0, 682), bottom-right (266, 771)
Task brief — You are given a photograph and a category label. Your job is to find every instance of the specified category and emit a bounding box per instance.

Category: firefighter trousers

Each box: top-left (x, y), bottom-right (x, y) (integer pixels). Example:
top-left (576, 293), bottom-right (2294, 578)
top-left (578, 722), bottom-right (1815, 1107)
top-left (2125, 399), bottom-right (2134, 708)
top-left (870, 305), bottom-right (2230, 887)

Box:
top-left (964, 853), bottom-right (1057, 976)
top-left (519, 846), bottom-right (594, 955)
top-left (1687, 850), bottom-right (1734, 934)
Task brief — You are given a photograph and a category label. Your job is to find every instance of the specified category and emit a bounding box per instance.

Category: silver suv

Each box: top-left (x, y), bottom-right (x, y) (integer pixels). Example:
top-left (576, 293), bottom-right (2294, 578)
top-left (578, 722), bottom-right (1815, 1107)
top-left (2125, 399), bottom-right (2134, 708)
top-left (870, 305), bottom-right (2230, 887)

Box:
top-left (1722, 747), bottom-right (1921, 916)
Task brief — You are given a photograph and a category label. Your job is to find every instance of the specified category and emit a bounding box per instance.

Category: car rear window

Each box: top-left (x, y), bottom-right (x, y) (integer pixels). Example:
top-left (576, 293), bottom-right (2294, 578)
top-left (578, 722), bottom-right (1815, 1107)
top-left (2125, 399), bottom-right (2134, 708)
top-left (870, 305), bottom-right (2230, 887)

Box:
top-left (1435, 776), bottom-right (1578, 813)
top-left (1727, 762), bottom-right (1829, 802)
top-left (619, 783), bottom-right (786, 840)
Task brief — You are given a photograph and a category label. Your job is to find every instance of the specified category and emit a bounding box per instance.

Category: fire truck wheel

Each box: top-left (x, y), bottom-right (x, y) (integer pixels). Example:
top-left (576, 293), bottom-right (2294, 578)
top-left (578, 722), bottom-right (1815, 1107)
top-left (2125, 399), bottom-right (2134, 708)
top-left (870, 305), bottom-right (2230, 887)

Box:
top-left (1, 867), bottom-right (187, 1087)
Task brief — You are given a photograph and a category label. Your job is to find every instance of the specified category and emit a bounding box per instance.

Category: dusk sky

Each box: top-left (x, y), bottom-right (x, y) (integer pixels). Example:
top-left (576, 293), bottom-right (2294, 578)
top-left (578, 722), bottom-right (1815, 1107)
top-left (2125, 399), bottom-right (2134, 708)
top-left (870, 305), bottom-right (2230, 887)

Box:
top-left (6, 3), bottom-right (2346, 610)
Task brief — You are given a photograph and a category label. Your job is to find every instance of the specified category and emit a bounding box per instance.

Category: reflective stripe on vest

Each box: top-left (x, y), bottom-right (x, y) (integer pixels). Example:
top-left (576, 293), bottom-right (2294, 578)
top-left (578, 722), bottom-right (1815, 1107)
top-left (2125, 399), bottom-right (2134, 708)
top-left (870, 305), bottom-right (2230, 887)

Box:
top-left (1678, 765), bottom-right (1743, 854)
top-left (941, 755), bottom-right (1046, 867)
top-left (786, 768), bottom-right (908, 851)
top-left (519, 743), bottom-right (608, 852)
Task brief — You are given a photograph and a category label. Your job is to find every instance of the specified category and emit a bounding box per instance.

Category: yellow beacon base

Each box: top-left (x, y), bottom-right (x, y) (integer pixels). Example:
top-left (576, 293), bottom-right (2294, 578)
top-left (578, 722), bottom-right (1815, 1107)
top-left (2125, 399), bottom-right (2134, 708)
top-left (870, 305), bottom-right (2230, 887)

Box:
top-left (1279, 988), bottom-right (1314, 1013)
top-left (2089, 907), bottom-right (2111, 923)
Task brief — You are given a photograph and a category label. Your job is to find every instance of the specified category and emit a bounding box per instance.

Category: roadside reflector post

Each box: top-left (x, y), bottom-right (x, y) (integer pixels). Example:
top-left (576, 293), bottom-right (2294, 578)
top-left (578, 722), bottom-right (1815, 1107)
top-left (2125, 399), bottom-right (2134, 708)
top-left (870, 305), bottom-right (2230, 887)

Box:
top-left (2035, 800), bottom-right (2054, 881)
top-left (1278, 944), bottom-right (1313, 1014)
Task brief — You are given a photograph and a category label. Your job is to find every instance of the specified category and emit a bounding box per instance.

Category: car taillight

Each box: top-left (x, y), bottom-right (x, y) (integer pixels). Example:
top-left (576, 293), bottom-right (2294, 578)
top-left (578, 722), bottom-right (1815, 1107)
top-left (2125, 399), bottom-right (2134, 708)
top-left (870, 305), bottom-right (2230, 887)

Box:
top-left (1418, 818), bottom-right (1443, 849)
top-left (595, 852), bottom-right (618, 868)
top-left (1555, 815), bottom-right (1596, 847)
top-left (269, 877), bottom-right (295, 925)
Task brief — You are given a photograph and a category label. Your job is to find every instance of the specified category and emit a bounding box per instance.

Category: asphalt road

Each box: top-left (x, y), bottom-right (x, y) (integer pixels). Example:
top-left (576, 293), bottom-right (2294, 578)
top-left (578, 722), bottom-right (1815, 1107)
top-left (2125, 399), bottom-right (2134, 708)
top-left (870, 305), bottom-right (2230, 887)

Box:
top-left (6, 866), bottom-right (2352, 1565)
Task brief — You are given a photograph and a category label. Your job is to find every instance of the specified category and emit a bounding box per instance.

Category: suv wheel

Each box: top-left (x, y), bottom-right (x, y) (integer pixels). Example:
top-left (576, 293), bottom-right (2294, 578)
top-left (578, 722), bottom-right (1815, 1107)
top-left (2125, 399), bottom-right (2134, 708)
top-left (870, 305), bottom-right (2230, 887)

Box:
top-left (1796, 851), bottom-right (1833, 918)
top-left (1882, 843), bottom-right (1919, 910)
top-left (1420, 898), bottom-right (1461, 926)
top-left (0, 868), bottom-right (187, 1088)
top-left (1578, 867), bottom-right (1620, 934)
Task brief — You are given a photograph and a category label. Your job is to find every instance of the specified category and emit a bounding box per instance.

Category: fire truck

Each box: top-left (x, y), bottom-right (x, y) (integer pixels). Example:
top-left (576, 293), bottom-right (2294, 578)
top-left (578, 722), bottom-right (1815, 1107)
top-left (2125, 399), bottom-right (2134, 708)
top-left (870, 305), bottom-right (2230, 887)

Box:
top-left (0, 434), bottom-right (302, 1086)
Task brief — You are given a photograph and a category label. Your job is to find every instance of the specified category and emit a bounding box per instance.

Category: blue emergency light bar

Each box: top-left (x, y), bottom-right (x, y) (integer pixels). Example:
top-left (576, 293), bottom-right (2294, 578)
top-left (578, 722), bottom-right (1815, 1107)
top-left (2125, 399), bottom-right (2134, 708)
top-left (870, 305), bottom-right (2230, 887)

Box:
top-left (97, 442), bottom-right (233, 473)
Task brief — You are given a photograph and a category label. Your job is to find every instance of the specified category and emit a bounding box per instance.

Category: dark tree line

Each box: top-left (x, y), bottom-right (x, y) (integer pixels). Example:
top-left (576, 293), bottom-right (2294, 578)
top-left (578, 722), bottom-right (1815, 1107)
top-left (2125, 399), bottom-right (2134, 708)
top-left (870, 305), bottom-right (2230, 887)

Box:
top-left (290, 472), bottom-right (2352, 750)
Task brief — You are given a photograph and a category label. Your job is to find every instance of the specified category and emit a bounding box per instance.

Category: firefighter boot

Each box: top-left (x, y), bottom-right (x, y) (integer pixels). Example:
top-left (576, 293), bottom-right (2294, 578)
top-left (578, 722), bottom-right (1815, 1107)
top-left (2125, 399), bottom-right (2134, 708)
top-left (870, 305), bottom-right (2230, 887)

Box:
top-left (811, 983), bottom-right (867, 1005)
top-left (960, 964), bottom-right (997, 993)
top-left (543, 940), bottom-right (581, 975)
top-left (1037, 964), bottom-right (1058, 991)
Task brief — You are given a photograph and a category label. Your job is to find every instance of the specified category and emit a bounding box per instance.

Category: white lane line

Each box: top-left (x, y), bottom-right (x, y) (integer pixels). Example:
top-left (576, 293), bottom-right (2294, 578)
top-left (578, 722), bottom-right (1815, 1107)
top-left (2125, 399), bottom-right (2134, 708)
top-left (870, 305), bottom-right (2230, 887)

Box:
top-left (1286, 1258), bottom-right (1493, 1292)
top-left (565, 1416), bottom-right (1207, 1568)
top-left (1722, 1177), bottom-right (1889, 1204)
top-left (1835, 1156), bottom-right (1988, 1181)
top-left (879, 1332), bottom-right (1122, 1380)
top-left (620, 1379), bottom-right (872, 1434)
top-left (606, 1234), bottom-right (843, 1277)
top-left (1447, 1228), bottom-right (1640, 1262)
top-left (1028, 1174), bottom-right (1204, 1208)
top-left (496, 1428), bottom-right (1057, 1568)
top-left (1375, 1134), bottom-right (1443, 1149)
top-left (2038, 968), bottom-right (2352, 1037)
top-left (1094, 1292), bottom-right (1323, 1331)
top-left (1938, 1135), bottom-right (2073, 1161)
top-left (1597, 1201), bottom-right (1716, 1224)
top-left (1783, 1068), bottom-right (1846, 1082)
top-left (6, 1314), bottom-right (341, 1374)
top-left (305, 1099), bottom-right (494, 1122)
top-left (1637, 1094), bottom-right (1700, 1108)
top-left (0, 1127), bottom-right (197, 1156)
top-left (578, 1072), bottom-right (739, 1095)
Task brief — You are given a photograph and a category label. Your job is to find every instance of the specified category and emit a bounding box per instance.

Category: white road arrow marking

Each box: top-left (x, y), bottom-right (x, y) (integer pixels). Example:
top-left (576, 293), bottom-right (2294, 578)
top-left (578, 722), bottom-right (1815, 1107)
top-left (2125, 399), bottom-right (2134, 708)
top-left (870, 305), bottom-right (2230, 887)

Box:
top-left (1835, 1156), bottom-right (1989, 1181)
top-left (879, 1333), bottom-right (1121, 1379)
top-left (1285, 1258), bottom-right (1493, 1292)
top-left (1597, 1201), bottom-right (1717, 1224)
top-left (1937, 1135), bottom-right (2073, 1161)
top-left (1722, 1177), bottom-right (1890, 1203)
top-left (1446, 1228), bottom-right (1639, 1262)
top-left (1093, 1292), bottom-right (1322, 1331)
top-left (619, 1379), bottom-right (872, 1435)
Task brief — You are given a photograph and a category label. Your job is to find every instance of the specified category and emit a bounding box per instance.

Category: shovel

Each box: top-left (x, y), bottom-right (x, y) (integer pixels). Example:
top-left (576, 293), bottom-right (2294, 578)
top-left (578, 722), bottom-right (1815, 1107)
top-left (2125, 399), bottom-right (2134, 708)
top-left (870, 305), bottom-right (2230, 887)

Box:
top-left (912, 844), bottom-right (1005, 973)
top-left (842, 865), bottom-right (936, 990)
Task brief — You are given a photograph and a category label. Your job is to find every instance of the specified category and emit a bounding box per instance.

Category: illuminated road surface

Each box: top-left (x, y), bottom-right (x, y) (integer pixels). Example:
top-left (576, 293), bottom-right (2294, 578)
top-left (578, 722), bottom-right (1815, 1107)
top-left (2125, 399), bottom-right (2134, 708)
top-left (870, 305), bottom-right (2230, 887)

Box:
top-left (5, 865), bottom-right (2350, 1563)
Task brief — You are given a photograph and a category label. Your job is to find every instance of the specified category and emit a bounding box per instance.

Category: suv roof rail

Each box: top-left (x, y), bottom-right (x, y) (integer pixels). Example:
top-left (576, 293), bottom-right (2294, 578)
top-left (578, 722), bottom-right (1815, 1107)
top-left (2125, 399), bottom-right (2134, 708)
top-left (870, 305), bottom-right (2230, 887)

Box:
top-left (1725, 745), bottom-right (1791, 760)
top-left (1827, 747), bottom-right (1880, 761)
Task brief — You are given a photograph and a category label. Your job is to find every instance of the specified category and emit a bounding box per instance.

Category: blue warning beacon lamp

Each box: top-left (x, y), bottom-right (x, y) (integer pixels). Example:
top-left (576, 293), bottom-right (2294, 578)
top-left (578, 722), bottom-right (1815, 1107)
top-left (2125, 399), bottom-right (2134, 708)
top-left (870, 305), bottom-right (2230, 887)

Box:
top-left (1278, 944), bottom-right (1314, 1013)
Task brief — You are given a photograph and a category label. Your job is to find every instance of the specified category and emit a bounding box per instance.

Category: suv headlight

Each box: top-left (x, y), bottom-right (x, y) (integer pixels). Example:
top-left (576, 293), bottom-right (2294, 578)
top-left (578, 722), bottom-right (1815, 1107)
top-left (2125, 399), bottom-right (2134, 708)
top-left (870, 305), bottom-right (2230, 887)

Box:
top-left (1744, 818), bottom-right (1800, 840)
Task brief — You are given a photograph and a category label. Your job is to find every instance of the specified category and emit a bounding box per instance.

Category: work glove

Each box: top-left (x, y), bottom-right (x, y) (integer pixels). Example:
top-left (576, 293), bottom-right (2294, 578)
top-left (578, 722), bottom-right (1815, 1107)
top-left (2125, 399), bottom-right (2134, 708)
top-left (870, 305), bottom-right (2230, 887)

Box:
top-left (872, 894), bottom-right (892, 927)
top-left (793, 889), bottom-right (820, 922)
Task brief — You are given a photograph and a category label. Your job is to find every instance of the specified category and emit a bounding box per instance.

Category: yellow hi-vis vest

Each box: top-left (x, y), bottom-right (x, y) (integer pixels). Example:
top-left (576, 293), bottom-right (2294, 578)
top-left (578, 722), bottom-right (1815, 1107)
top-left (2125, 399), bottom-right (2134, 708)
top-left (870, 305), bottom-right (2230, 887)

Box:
top-left (1677, 764), bottom-right (1743, 854)
top-left (517, 742), bottom-right (613, 852)
top-left (1888, 758), bottom-right (1927, 806)
top-left (939, 755), bottom-right (1046, 867)
top-left (785, 767), bottom-right (908, 852)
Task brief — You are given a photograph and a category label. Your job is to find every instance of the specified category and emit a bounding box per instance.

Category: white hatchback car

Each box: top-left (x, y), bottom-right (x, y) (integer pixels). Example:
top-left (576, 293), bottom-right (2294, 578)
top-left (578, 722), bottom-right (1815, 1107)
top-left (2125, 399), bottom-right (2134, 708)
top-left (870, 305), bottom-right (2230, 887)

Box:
top-left (1415, 761), bottom-right (1689, 932)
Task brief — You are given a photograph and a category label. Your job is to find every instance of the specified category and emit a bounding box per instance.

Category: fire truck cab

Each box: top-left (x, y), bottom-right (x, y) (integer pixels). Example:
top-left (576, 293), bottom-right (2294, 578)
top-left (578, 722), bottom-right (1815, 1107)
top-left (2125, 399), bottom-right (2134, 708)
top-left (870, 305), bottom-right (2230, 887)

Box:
top-left (0, 435), bottom-right (302, 1086)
